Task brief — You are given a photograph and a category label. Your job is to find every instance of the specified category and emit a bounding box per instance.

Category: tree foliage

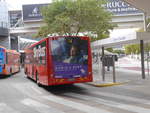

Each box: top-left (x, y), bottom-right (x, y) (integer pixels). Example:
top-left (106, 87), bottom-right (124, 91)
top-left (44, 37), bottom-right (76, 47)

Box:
top-left (113, 49), bottom-right (125, 54)
top-left (124, 44), bottom-right (140, 55)
top-left (124, 18), bottom-right (150, 55)
top-left (36, 0), bottom-right (115, 41)
top-left (106, 48), bottom-right (113, 53)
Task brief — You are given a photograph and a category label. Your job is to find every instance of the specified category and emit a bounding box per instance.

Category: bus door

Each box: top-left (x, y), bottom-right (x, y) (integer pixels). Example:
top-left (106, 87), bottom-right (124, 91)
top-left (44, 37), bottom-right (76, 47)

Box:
top-left (0, 48), bottom-right (5, 73)
top-left (50, 37), bottom-right (89, 81)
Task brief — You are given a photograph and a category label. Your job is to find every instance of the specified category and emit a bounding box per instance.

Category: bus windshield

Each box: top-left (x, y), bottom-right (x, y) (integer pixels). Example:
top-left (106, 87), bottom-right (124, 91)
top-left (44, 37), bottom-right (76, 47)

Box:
top-left (51, 37), bottom-right (88, 79)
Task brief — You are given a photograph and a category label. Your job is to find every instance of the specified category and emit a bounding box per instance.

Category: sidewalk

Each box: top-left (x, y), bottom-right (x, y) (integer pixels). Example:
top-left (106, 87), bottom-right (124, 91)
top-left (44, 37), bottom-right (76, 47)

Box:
top-left (89, 57), bottom-right (150, 87)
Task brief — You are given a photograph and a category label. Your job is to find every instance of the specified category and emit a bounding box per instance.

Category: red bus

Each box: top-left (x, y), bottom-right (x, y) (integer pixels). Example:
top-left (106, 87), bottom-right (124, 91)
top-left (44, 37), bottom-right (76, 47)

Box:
top-left (24, 36), bottom-right (93, 86)
top-left (0, 46), bottom-right (20, 76)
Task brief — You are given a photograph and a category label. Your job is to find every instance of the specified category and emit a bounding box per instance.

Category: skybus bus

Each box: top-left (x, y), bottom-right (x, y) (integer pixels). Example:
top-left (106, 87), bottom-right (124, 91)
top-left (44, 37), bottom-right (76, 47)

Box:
top-left (0, 46), bottom-right (20, 76)
top-left (24, 36), bottom-right (93, 86)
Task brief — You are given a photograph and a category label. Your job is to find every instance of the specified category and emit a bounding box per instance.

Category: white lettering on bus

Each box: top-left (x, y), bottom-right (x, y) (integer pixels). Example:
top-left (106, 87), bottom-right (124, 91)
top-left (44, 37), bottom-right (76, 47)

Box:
top-left (33, 46), bottom-right (46, 58)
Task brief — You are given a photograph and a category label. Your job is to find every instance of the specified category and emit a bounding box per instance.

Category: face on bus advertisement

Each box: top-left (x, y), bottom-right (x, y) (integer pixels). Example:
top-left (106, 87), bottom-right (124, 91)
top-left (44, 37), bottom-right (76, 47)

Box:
top-left (51, 37), bottom-right (88, 79)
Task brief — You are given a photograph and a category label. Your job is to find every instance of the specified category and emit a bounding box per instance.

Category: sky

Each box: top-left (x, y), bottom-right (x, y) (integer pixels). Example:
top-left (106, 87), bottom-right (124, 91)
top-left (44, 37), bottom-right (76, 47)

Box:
top-left (6, 0), bottom-right (52, 10)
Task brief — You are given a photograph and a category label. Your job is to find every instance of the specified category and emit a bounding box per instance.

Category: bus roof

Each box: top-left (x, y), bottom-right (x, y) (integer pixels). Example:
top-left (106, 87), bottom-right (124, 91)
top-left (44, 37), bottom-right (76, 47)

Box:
top-left (24, 36), bottom-right (89, 50)
top-left (0, 46), bottom-right (7, 50)
top-left (6, 49), bottom-right (20, 55)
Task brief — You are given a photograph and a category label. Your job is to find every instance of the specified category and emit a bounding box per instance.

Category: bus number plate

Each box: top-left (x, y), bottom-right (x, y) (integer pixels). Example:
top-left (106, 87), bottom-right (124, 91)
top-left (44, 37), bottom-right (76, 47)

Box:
top-left (68, 78), bottom-right (75, 81)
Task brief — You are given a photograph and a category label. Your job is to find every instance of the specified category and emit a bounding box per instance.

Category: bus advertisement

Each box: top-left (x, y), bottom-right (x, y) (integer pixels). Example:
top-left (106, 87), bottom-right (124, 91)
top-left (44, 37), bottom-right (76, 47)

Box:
top-left (0, 46), bottom-right (20, 76)
top-left (24, 36), bottom-right (93, 86)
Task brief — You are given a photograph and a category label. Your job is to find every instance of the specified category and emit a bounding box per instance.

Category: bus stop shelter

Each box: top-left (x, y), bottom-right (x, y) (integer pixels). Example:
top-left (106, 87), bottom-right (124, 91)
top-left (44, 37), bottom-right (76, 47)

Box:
top-left (92, 29), bottom-right (150, 79)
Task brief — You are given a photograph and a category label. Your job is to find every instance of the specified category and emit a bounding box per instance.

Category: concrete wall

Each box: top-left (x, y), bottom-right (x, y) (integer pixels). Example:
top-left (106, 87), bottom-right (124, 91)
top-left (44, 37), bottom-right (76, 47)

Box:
top-left (0, 27), bottom-right (9, 37)
top-left (10, 36), bottom-right (18, 50)
top-left (0, 37), bottom-right (9, 49)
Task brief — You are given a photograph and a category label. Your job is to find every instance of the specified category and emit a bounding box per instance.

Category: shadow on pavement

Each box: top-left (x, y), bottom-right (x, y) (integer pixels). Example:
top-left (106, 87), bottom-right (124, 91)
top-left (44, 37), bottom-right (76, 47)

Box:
top-left (0, 75), bottom-right (11, 79)
top-left (43, 84), bottom-right (87, 95)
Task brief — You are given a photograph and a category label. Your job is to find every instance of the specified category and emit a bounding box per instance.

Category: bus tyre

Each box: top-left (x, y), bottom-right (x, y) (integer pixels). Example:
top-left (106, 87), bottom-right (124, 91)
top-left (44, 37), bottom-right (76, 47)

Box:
top-left (36, 72), bottom-right (42, 87)
top-left (18, 66), bottom-right (21, 72)
top-left (24, 68), bottom-right (28, 78)
top-left (10, 68), bottom-right (12, 75)
top-left (25, 68), bottom-right (27, 75)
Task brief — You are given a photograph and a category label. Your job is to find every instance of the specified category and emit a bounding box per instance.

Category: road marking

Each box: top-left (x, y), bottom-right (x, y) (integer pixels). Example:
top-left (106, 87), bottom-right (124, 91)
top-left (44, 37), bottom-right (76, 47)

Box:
top-left (21, 98), bottom-right (65, 113)
top-left (64, 92), bottom-right (150, 113)
top-left (31, 86), bottom-right (43, 95)
top-left (0, 103), bottom-right (20, 113)
top-left (92, 91), bottom-right (150, 105)
top-left (43, 95), bottom-right (112, 113)
top-left (13, 84), bottom-right (43, 97)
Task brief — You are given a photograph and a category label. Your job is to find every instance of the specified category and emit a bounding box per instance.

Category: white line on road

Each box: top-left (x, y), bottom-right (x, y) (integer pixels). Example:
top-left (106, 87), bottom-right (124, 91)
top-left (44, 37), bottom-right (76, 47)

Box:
top-left (31, 86), bottom-right (43, 95)
top-left (0, 103), bottom-right (20, 113)
top-left (92, 91), bottom-right (150, 105)
top-left (21, 98), bottom-right (65, 113)
top-left (43, 95), bottom-right (112, 113)
top-left (64, 92), bottom-right (150, 113)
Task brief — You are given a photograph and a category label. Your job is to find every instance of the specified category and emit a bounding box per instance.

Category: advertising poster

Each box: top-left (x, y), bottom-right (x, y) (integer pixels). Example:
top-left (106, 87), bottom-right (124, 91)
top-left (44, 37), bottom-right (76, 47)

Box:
top-left (51, 37), bottom-right (88, 79)
top-left (0, 48), bottom-right (4, 73)
top-left (22, 4), bottom-right (48, 22)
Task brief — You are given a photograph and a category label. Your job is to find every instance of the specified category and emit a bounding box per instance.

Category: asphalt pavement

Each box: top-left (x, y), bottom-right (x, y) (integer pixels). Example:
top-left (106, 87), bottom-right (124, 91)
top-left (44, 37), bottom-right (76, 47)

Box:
top-left (0, 57), bottom-right (150, 113)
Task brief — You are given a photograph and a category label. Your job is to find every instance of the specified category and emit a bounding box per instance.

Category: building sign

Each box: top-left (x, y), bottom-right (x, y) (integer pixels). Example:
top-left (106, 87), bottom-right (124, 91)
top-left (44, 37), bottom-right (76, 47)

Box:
top-left (104, 0), bottom-right (142, 15)
top-left (22, 0), bottom-right (142, 22)
top-left (9, 10), bottom-right (22, 27)
top-left (22, 4), bottom-right (48, 22)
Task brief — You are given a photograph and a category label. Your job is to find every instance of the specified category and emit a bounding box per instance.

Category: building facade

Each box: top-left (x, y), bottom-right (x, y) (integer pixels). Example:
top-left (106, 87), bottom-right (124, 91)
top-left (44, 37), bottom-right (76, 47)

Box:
top-left (9, 0), bottom-right (145, 50)
top-left (0, 0), bottom-right (9, 49)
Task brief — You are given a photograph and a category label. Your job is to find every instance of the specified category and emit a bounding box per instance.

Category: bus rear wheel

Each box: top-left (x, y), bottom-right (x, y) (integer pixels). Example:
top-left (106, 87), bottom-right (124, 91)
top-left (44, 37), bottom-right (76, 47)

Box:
top-left (10, 68), bottom-right (12, 75)
top-left (36, 72), bottom-right (42, 87)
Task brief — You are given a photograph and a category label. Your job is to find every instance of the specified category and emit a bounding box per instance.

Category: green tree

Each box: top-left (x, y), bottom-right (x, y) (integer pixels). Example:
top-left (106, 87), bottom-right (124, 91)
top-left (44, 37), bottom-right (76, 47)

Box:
top-left (113, 49), bottom-right (125, 54)
top-left (124, 45), bottom-right (133, 55)
top-left (124, 44), bottom-right (140, 55)
top-left (106, 48), bottom-right (113, 53)
top-left (36, 0), bottom-right (115, 41)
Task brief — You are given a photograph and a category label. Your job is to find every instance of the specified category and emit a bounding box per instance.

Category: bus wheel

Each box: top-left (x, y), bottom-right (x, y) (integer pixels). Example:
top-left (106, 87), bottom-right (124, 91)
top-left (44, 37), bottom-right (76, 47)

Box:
top-left (18, 66), bottom-right (21, 72)
top-left (25, 68), bottom-right (27, 74)
top-left (10, 68), bottom-right (12, 75)
top-left (36, 72), bottom-right (42, 87)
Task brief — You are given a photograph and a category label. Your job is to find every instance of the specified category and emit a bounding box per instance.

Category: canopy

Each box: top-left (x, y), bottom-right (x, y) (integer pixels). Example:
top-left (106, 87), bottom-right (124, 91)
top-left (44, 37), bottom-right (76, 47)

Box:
top-left (92, 29), bottom-right (150, 48)
top-left (123, 0), bottom-right (150, 16)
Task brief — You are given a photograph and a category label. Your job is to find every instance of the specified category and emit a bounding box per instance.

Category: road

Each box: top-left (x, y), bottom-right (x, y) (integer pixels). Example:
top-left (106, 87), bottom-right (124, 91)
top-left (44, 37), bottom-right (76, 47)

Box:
top-left (0, 65), bottom-right (150, 113)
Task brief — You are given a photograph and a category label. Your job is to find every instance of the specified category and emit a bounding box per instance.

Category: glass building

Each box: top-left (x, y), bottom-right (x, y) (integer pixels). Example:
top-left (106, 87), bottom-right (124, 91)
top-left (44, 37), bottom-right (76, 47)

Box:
top-left (0, 0), bottom-right (8, 28)
top-left (0, 0), bottom-right (9, 49)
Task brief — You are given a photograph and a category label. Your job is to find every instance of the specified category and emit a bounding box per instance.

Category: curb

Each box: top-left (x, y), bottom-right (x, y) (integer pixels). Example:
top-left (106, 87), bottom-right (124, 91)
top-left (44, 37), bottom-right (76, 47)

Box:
top-left (87, 81), bottom-right (129, 87)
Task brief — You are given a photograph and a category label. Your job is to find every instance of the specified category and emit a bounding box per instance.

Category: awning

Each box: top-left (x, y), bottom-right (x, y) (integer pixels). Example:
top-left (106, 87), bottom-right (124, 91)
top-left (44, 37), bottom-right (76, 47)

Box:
top-left (123, 0), bottom-right (150, 15)
top-left (92, 29), bottom-right (150, 48)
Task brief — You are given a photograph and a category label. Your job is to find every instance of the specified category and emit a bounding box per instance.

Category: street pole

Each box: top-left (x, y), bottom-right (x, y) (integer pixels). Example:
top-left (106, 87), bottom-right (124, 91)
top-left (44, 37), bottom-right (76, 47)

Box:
top-left (143, 12), bottom-right (150, 76)
top-left (140, 40), bottom-right (145, 79)
top-left (8, 33), bottom-right (11, 49)
top-left (18, 36), bottom-right (20, 52)
top-left (102, 46), bottom-right (105, 81)
top-left (147, 51), bottom-right (149, 76)
top-left (112, 55), bottom-right (116, 83)
top-left (140, 12), bottom-right (147, 79)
